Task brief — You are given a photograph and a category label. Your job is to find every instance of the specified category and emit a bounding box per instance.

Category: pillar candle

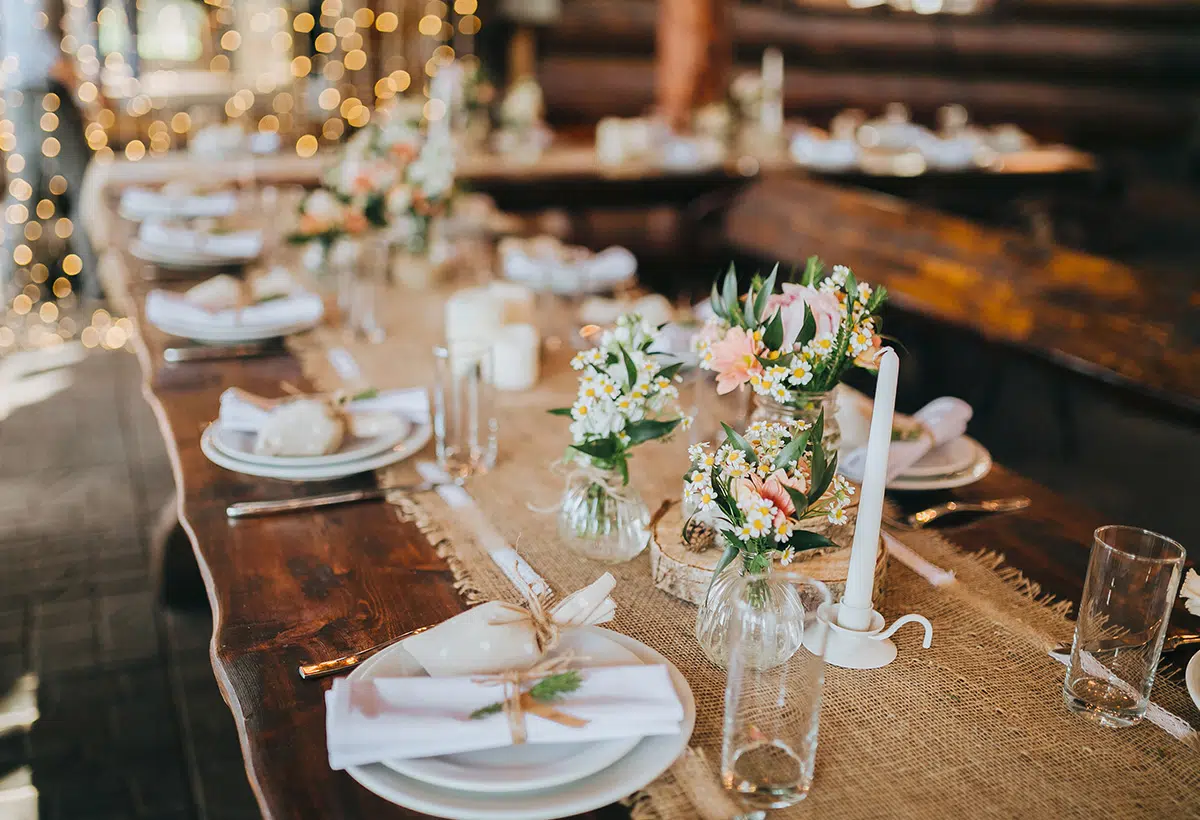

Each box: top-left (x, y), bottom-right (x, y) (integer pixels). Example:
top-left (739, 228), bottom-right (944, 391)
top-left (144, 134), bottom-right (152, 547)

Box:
top-left (760, 48), bottom-right (785, 137)
top-left (490, 323), bottom-right (540, 391)
top-left (489, 281), bottom-right (536, 326)
top-left (838, 348), bottom-right (899, 631)
top-left (445, 287), bottom-right (505, 343)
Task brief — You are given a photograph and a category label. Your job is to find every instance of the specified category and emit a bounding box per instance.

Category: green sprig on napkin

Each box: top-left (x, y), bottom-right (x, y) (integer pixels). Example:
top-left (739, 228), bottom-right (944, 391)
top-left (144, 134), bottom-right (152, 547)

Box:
top-left (469, 671), bottom-right (583, 720)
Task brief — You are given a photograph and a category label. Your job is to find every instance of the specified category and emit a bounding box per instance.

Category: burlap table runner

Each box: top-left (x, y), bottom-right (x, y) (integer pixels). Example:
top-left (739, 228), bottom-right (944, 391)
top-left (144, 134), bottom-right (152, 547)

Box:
top-left (283, 285), bottom-right (1199, 819)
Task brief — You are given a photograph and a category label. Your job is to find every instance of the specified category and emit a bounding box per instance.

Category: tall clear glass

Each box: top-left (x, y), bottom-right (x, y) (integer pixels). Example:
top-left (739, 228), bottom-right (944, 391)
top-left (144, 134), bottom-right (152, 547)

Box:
top-left (341, 237), bottom-right (387, 343)
top-left (722, 571), bottom-right (831, 810)
top-left (432, 341), bottom-right (498, 478)
top-left (1063, 525), bottom-right (1186, 728)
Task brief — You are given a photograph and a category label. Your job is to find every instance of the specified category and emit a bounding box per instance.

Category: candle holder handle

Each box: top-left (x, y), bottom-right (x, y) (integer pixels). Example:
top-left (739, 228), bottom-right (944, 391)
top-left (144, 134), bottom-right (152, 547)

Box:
top-left (805, 603), bottom-right (934, 670)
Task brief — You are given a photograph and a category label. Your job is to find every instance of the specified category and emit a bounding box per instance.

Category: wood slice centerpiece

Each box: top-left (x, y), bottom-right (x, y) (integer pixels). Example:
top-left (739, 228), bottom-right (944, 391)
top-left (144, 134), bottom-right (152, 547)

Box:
top-left (649, 499), bottom-right (888, 605)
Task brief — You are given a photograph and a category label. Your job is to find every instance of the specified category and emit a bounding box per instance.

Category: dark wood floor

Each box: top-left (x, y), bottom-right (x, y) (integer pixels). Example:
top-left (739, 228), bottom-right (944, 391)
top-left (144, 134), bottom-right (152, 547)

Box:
top-left (0, 337), bottom-right (1194, 819)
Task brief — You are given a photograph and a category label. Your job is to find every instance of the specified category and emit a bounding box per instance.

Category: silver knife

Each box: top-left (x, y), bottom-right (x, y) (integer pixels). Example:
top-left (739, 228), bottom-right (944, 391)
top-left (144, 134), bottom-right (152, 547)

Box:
top-left (165, 342), bottom-right (275, 363)
top-left (226, 480), bottom-right (452, 518)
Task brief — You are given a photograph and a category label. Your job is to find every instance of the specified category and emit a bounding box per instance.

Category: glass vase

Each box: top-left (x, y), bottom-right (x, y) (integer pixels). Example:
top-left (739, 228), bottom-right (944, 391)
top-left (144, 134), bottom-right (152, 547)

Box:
top-left (557, 464), bottom-right (650, 564)
top-left (696, 553), bottom-right (810, 669)
top-left (749, 391), bottom-right (840, 456)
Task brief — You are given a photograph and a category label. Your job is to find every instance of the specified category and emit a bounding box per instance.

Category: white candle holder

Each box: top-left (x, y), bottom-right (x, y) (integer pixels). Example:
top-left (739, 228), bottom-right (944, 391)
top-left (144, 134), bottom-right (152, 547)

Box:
top-left (804, 602), bottom-right (933, 670)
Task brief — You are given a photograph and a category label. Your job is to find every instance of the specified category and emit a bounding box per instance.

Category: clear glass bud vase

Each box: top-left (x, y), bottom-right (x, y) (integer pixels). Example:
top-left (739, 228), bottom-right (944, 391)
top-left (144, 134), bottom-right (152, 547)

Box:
top-left (557, 465), bottom-right (651, 564)
top-left (696, 554), bottom-right (808, 669)
top-left (749, 391), bottom-right (840, 456)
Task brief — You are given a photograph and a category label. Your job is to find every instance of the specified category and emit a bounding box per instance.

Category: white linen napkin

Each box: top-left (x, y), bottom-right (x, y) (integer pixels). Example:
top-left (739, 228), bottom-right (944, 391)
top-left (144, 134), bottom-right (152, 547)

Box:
top-left (144, 289), bottom-right (324, 332)
top-left (119, 187), bottom-right (238, 221)
top-left (403, 574), bottom-right (617, 677)
top-left (217, 387), bottom-right (429, 433)
top-left (138, 221), bottom-right (263, 260)
top-left (501, 243), bottom-right (636, 294)
top-left (326, 663), bottom-right (683, 769)
top-left (883, 397), bottom-right (972, 481)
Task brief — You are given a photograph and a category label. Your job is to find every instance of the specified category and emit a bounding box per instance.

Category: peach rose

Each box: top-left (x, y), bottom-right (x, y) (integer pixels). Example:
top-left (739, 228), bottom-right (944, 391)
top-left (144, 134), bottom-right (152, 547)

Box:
top-left (708, 327), bottom-right (763, 395)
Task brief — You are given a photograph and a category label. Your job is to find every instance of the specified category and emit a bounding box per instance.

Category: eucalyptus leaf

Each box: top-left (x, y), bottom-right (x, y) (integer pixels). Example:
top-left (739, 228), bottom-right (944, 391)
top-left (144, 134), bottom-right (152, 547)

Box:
top-left (620, 346), bottom-right (638, 387)
top-left (547, 407), bottom-right (574, 417)
top-left (570, 438), bottom-right (618, 460)
top-left (762, 308), bottom-right (784, 351)
top-left (783, 484), bottom-right (810, 518)
top-left (721, 422), bottom-right (758, 466)
top-left (788, 529), bottom-right (837, 552)
top-left (624, 418), bottom-right (680, 445)
top-left (795, 303), bottom-right (817, 348)
top-left (811, 409), bottom-right (825, 446)
top-left (709, 278), bottom-right (725, 322)
top-left (772, 429), bottom-right (810, 470)
top-left (803, 255), bottom-right (822, 287)
top-left (753, 264), bottom-right (778, 326)
top-left (844, 270), bottom-right (858, 304)
top-left (657, 361), bottom-right (684, 382)
top-left (721, 265), bottom-right (743, 327)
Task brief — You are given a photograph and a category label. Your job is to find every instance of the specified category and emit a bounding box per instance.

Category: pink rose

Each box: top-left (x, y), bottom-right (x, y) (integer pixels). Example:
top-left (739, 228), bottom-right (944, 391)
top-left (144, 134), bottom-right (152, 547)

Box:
top-left (771, 284), bottom-right (841, 347)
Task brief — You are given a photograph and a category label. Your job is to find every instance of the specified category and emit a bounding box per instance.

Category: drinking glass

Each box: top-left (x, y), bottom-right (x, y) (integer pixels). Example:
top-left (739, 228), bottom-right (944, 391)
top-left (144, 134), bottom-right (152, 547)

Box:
top-left (340, 238), bottom-right (387, 344)
top-left (431, 341), bottom-right (497, 478)
top-left (1063, 525), bottom-right (1186, 727)
top-left (722, 571), bottom-right (831, 810)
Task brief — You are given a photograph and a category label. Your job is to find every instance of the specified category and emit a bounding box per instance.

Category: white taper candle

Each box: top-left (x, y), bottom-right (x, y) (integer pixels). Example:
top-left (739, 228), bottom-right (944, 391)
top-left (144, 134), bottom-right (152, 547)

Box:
top-left (838, 347), bottom-right (899, 631)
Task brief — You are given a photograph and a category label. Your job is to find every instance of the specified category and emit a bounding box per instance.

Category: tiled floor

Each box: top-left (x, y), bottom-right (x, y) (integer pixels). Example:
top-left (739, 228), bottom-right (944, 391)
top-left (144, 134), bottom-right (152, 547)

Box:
top-left (0, 339), bottom-right (1194, 820)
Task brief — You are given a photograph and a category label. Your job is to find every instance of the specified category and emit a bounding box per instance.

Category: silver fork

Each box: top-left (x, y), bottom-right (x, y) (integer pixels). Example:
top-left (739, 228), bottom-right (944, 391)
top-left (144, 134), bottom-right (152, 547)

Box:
top-left (886, 497), bottom-right (1031, 531)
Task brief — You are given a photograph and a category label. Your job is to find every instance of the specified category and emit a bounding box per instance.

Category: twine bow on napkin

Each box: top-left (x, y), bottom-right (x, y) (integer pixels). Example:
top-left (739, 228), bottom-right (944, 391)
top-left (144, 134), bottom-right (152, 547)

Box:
top-left (469, 654), bottom-right (590, 744)
top-left (486, 571), bottom-right (618, 656)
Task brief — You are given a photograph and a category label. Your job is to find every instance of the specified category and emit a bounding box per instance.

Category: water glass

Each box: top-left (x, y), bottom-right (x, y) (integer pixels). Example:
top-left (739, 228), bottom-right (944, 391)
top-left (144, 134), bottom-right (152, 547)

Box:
top-left (431, 341), bottom-right (497, 478)
top-left (1063, 525), bottom-right (1186, 727)
top-left (722, 571), bottom-right (831, 810)
top-left (339, 238), bottom-right (387, 343)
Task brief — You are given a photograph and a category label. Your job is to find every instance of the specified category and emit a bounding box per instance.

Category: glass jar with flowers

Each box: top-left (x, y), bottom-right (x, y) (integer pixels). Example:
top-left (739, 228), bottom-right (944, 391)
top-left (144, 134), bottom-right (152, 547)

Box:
top-left (694, 257), bottom-right (888, 457)
top-left (688, 412), bottom-right (855, 667)
top-left (550, 314), bottom-right (692, 564)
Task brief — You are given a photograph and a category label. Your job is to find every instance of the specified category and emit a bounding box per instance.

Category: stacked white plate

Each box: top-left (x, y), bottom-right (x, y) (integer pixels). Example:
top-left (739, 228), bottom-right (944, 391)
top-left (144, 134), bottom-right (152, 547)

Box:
top-left (145, 289), bottom-right (324, 344)
top-left (201, 408), bottom-right (431, 481)
top-left (839, 434), bottom-right (993, 491)
top-left (345, 627), bottom-right (695, 820)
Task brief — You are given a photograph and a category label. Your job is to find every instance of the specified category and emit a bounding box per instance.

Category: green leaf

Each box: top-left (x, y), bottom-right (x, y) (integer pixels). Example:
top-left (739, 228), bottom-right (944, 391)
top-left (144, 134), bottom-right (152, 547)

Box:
top-left (868, 284), bottom-right (888, 313)
top-left (615, 454), bottom-right (630, 485)
top-left (782, 484), bottom-right (810, 518)
top-left (844, 270), bottom-right (858, 304)
top-left (721, 265), bottom-right (743, 327)
top-left (623, 418), bottom-right (680, 446)
top-left (762, 308), bottom-right (784, 351)
top-left (656, 361), bottom-right (684, 382)
top-left (570, 438), bottom-right (617, 461)
top-left (720, 422), bottom-right (758, 467)
top-left (808, 441), bottom-right (828, 507)
top-left (620, 346), bottom-right (638, 388)
top-left (752, 264), bottom-right (777, 328)
top-left (709, 277), bottom-right (725, 322)
top-left (787, 529), bottom-right (838, 552)
top-left (803, 255), bottom-right (823, 287)
top-left (795, 303), bottom-right (817, 348)
top-left (349, 387), bottom-right (379, 401)
top-left (772, 428), bottom-right (810, 471)
top-left (811, 409), bottom-right (825, 447)
top-left (706, 540), bottom-right (741, 602)
top-left (547, 407), bottom-right (574, 417)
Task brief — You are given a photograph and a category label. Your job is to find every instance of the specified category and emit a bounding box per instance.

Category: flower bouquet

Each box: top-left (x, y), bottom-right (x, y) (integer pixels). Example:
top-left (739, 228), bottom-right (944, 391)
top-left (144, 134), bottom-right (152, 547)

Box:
top-left (694, 257), bottom-right (888, 451)
top-left (548, 314), bottom-right (692, 563)
top-left (687, 412), bottom-right (855, 666)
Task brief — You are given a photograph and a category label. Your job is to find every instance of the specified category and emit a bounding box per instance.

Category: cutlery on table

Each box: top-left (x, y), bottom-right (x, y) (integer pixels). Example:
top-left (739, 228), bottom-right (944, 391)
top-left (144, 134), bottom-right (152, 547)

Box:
top-left (1050, 633), bottom-right (1200, 657)
top-left (885, 497), bottom-right (1031, 531)
top-left (299, 625), bottom-right (433, 679)
top-left (164, 342), bottom-right (277, 363)
top-left (226, 480), bottom-right (458, 518)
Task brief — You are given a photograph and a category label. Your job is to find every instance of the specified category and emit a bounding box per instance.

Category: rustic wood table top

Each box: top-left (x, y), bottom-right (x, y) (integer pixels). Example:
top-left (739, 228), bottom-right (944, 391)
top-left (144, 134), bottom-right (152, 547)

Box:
top-left (108, 218), bottom-right (1188, 820)
top-left (723, 176), bottom-right (1200, 418)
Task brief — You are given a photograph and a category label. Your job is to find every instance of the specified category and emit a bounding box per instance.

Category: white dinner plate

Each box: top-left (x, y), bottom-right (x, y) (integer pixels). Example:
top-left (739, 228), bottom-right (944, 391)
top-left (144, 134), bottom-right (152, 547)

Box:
top-left (1186, 652), bottom-right (1200, 713)
top-left (900, 436), bottom-right (979, 478)
top-left (368, 629), bottom-right (646, 793)
top-left (209, 412), bottom-right (412, 468)
top-left (200, 418), bottom-right (430, 481)
top-left (150, 315), bottom-right (322, 344)
top-left (838, 436), bottom-right (992, 491)
top-left (345, 628), bottom-right (695, 820)
top-left (131, 239), bottom-right (257, 270)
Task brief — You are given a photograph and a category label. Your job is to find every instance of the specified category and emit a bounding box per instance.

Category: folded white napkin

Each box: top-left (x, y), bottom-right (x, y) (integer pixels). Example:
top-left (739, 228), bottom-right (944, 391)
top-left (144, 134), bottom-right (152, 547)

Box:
top-left (138, 222), bottom-right (263, 260)
top-left (217, 387), bottom-right (429, 433)
top-left (145, 289), bottom-right (323, 332)
top-left (404, 573), bottom-right (617, 677)
top-left (119, 187), bottom-right (238, 221)
top-left (501, 242), bottom-right (636, 294)
top-left (326, 663), bottom-right (683, 769)
top-left (839, 396), bottom-right (972, 483)
top-left (884, 397), bottom-right (972, 481)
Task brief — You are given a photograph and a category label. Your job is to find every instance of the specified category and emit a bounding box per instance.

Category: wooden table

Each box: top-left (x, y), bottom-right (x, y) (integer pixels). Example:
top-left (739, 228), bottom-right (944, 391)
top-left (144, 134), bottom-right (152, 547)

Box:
top-left (723, 176), bottom-right (1200, 419)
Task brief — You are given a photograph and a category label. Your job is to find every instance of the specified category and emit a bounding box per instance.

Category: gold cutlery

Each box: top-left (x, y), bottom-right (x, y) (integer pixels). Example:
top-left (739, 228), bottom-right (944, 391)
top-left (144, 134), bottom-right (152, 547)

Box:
top-left (225, 480), bottom-right (457, 518)
top-left (298, 625), bottom-right (433, 679)
top-left (885, 497), bottom-right (1031, 531)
